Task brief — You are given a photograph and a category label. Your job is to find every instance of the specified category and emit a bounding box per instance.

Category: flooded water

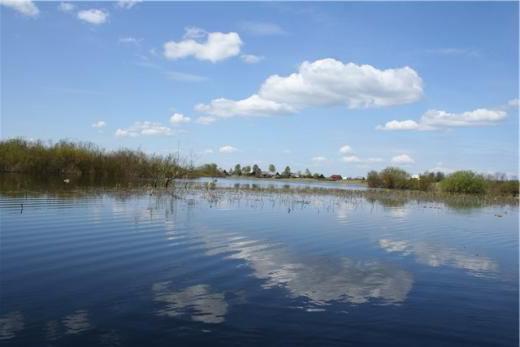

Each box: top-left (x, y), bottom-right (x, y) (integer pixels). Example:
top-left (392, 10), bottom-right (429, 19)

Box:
top-left (0, 188), bottom-right (518, 346)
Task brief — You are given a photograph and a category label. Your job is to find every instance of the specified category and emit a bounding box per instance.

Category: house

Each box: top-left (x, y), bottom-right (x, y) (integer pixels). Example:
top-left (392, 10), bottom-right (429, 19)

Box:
top-left (261, 171), bottom-right (276, 178)
top-left (330, 175), bottom-right (343, 181)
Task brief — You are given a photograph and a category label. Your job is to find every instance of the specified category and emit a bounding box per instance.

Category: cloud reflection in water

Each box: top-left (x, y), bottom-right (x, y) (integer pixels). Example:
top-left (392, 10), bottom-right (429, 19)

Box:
top-left (153, 282), bottom-right (228, 324)
top-left (203, 235), bottom-right (413, 305)
top-left (379, 239), bottom-right (498, 276)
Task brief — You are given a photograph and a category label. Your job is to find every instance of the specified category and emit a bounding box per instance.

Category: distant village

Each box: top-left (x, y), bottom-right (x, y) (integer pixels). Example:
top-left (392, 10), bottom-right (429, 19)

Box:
top-left (218, 164), bottom-right (365, 182)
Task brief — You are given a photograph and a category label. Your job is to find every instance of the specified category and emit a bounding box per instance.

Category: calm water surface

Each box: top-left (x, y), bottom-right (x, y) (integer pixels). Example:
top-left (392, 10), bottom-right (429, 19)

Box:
top-left (0, 188), bottom-right (518, 346)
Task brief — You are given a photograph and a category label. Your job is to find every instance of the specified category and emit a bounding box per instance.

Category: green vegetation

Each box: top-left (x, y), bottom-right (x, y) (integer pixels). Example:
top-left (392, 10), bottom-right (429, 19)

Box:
top-left (1, 139), bottom-right (517, 198)
top-left (0, 138), bottom-right (224, 181)
top-left (367, 166), bottom-right (518, 197)
top-left (439, 171), bottom-right (486, 194)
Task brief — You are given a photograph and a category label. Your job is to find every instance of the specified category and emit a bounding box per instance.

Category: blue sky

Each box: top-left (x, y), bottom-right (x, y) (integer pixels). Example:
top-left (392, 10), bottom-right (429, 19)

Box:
top-left (1, 1), bottom-right (518, 177)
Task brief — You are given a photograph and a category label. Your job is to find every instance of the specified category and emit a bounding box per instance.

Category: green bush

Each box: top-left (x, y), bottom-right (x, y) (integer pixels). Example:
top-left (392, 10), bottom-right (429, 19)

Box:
top-left (487, 180), bottom-right (519, 197)
top-left (367, 170), bottom-right (383, 188)
top-left (379, 167), bottom-right (411, 189)
top-left (440, 171), bottom-right (487, 194)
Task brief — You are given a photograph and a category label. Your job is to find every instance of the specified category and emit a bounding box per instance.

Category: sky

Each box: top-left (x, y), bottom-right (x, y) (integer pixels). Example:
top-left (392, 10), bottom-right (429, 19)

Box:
top-left (1, 1), bottom-right (519, 177)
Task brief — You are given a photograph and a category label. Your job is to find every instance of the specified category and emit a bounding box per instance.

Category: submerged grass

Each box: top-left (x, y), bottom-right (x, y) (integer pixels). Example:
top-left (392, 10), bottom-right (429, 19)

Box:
top-left (1, 178), bottom-right (517, 210)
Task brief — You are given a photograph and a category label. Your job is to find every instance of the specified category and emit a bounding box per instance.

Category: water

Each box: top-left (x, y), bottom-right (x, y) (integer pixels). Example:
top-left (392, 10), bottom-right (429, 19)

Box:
top-left (0, 188), bottom-right (518, 346)
top-left (191, 177), bottom-right (368, 190)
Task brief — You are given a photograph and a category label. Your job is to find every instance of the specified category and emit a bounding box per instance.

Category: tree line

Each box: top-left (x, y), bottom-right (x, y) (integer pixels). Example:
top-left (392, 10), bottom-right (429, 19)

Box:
top-left (226, 164), bottom-right (327, 179)
top-left (367, 167), bottom-right (518, 197)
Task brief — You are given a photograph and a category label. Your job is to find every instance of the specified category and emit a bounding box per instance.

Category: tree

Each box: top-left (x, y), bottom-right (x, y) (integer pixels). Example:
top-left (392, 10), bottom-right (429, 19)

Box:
top-left (234, 164), bottom-right (241, 176)
top-left (440, 171), bottom-right (486, 194)
top-left (435, 171), bottom-right (445, 182)
top-left (252, 164), bottom-right (262, 177)
top-left (380, 167), bottom-right (410, 189)
top-left (268, 164), bottom-right (276, 173)
top-left (242, 165), bottom-right (251, 175)
top-left (366, 170), bottom-right (382, 188)
top-left (304, 168), bottom-right (312, 178)
top-left (283, 166), bottom-right (291, 178)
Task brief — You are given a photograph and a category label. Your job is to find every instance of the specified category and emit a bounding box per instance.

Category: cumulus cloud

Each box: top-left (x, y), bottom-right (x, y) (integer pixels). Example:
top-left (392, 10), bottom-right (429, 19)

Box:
top-left (169, 113), bottom-right (191, 125)
top-left (241, 54), bottom-right (264, 64)
top-left (0, 0), bottom-right (39, 16)
top-left (238, 21), bottom-right (287, 36)
top-left (339, 145), bottom-right (353, 154)
top-left (164, 28), bottom-right (242, 62)
top-left (391, 154), bottom-right (415, 165)
top-left (77, 9), bottom-right (109, 25)
top-left (378, 107), bottom-right (508, 131)
top-left (91, 121), bottom-right (106, 128)
top-left (377, 120), bottom-right (420, 131)
top-left (115, 121), bottom-right (172, 138)
top-left (116, 0), bottom-right (142, 9)
top-left (256, 59), bottom-right (422, 109)
top-left (195, 94), bottom-right (294, 118)
top-left (219, 145), bottom-right (238, 153)
top-left (197, 58), bottom-right (422, 121)
top-left (58, 2), bottom-right (75, 13)
top-left (312, 156), bottom-right (327, 162)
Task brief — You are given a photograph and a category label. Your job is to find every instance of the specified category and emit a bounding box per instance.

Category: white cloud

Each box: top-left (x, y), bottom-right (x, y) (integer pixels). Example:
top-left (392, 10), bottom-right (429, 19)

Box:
top-left (238, 21), bottom-right (287, 36)
top-left (169, 113), bottom-right (191, 125)
top-left (0, 0), bottom-right (39, 16)
top-left (241, 54), bottom-right (264, 64)
top-left (339, 145), bottom-right (353, 154)
top-left (377, 120), bottom-right (420, 131)
top-left (115, 121), bottom-right (172, 138)
top-left (391, 154), bottom-right (415, 165)
top-left (258, 59), bottom-right (422, 109)
top-left (91, 121), bottom-right (106, 128)
top-left (165, 71), bottom-right (207, 82)
top-left (342, 156), bottom-right (383, 164)
top-left (203, 149), bottom-right (214, 154)
top-left (197, 58), bottom-right (422, 121)
top-left (508, 98), bottom-right (519, 108)
top-left (164, 28), bottom-right (242, 63)
top-left (116, 0), bottom-right (141, 9)
top-left (77, 9), bottom-right (109, 25)
top-left (58, 2), bottom-right (75, 13)
top-left (183, 26), bottom-right (207, 39)
top-left (312, 156), bottom-right (327, 162)
top-left (421, 109), bottom-right (506, 127)
top-left (119, 37), bottom-right (141, 45)
top-left (196, 116), bottom-right (217, 125)
top-left (195, 94), bottom-right (294, 118)
top-left (219, 145), bottom-right (238, 153)
top-left (378, 107), bottom-right (507, 131)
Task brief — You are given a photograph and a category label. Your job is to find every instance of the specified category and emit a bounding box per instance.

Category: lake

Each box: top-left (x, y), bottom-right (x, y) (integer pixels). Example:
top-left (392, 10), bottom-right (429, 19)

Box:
top-left (0, 184), bottom-right (518, 346)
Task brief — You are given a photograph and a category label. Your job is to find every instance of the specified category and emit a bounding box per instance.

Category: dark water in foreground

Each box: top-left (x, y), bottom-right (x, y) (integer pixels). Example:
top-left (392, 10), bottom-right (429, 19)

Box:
top-left (0, 189), bottom-right (518, 346)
